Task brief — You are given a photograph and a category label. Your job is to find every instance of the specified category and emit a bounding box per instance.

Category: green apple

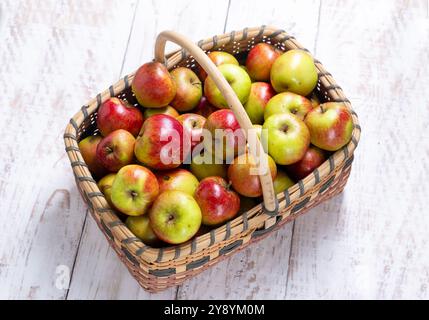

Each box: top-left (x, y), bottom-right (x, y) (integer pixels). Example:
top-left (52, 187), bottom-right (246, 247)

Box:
top-left (98, 173), bottom-right (117, 208)
top-left (262, 113), bottom-right (310, 165)
top-left (111, 165), bottom-right (159, 216)
top-left (197, 51), bottom-right (239, 81)
top-left (244, 82), bottom-right (276, 124)
top-left (264, 92), bottom-right (313, 121)
top-left (126, 215), bottom-right (160, 246)
top-left (204, 64), bottom-right (251, 109)
top-left (304, 102), bottom-right (353, 151)
top-left (190, 149), bottom-right (228, 181)
top-left (149, 191), bottom-right (202, 244)
top-left (270, 49), bottom-right (318, 96)
top-left (273, 170), bottom-right (295, 194)
top-left (156, 168), bottom-right (199, 196)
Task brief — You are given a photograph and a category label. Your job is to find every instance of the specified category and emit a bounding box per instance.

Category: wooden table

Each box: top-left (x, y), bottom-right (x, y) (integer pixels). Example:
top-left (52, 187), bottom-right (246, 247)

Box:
top-left (1, 0), bottom-right (428, 300)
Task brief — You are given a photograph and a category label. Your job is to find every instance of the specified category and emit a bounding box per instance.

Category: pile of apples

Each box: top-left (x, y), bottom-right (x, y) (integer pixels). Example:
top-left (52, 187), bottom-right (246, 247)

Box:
top-left (79, 43), bottom-right (353, 247)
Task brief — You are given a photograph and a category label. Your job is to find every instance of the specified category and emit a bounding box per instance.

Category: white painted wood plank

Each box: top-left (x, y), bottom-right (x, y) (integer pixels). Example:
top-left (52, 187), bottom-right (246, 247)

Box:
top-left (177, 0), bottom-right (321, 300)
top-left (285, 0), bottom-right (429, 299)
top-left (0, 0), bottom-right (137, 299)
top-left (67, 0), bottom-right (230, 300)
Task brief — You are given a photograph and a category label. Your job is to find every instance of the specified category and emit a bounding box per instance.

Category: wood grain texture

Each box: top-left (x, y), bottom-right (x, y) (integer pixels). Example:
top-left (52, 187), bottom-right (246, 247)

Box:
top-left (66, 0), bottom-right (230, 300)
top-left (0, 0), bottom-right (136, 299)
top-left (1, 0), bottom-right (429, 300)
top-left (284, 0), bottom-right (429, 299)
top-left (177, 0), bottom-right (321, 300)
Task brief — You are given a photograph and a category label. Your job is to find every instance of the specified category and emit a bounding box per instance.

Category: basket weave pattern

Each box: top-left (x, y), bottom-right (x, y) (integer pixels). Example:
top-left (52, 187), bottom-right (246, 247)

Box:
top-left (64, 26), bottom-right (360, 292)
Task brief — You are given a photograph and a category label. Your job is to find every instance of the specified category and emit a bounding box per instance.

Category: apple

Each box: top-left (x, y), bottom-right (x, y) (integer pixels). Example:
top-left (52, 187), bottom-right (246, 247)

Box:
top-left (177, 113), bottom-right (206, 150)
top-left (264, 92), bottom-right (313, 121)
top-left (203, 109), bottom-right (246, 161)
top-left (262, 113), bottom-right (310, 165)
top-left (132, 62), bottom-right (176, 108)
top-left (197, 51), bottom-right (239, 81)
top-left (111, 164), bottom-right (159, 216)
top-left (96, 97), bottom-right (144, 137)
top-left (96, 129), bottom-right (135, 172)
top-left (78, 135), bottom-right (107, 178)
top-left (126, 215), bottom-right (160, 246)
top-left (156, 168), bottom-right (199, 196)
top-left (144, 106), bottom-right (179, 119)
top-left (170, 67), bottom-right (202, 112)
top-left (273, 170), bottom-right (295, 194)
top-left (149, 190), bottom-right (202, 244)
top-left (244, 82), bottom-right (276, 125)
top-left (134, 114), bottom-right (185, 170)
top-left (194, 177), bottom-right (240, 226)
top-left (228, 153), bottom-right (277, 198)
top-left (98, 173), bottom-right (117, 208)
top-left (270, 49), bottom-right (318, 96)
top-left (193, 96), bottom-right (218, 118)
top-left (190, 149), bottom-right (228, 181)
top-left (246, 43), bottom-right (281, 81)
top-left (204, 64), bottom-right (251, 109)
top-left (304, 102), bottom-right (353, 151)
top-left (286, 145), bottom-right (326, 180)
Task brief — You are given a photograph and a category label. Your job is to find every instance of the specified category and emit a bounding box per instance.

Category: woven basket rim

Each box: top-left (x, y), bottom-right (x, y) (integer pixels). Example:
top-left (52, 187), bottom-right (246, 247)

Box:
top-left (64, 25), bottom-right (361, 265)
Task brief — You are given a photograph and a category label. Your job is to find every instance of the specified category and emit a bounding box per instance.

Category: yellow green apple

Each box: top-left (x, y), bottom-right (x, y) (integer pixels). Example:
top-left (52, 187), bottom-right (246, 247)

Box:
top-left (262, 113), bottom-right (310, 165)
top-left (126, 215), bottom-right (160, 246)
top-left (270, 49), bottom-right (318, 96)
top-left (149, 191), bottom-right (202, 244)
top-left (264, 92), bottom-right (313, 121)
top-left (111, 165), bottom-right (159, 216)
top-left (204, 64), bottom-right (251, 109)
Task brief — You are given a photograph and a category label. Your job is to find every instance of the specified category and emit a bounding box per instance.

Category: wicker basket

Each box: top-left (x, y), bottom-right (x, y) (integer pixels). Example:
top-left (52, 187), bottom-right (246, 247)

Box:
top-left (64, 26), bottom-right (360, 292)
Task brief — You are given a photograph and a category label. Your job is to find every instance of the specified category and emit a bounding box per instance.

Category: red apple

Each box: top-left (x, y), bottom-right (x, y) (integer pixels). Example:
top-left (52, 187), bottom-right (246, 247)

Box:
top-left (131, 62), bottom-right (176, 108)
top-left (134, 114), bottom-right (185, 170)
top-left (177, 113), bottom-right (206, 151)
top-left (156, 168), bottom-right (199, 196)
top-left (203, 109), bottom-right (246, 161)
top-left (197, 51), bottom-right (239, 81)
top-left (246, 43), bottom-right (281, 81)
top-left (96, 129), bottom-right (135, 172)
top-left (96, 97), bottom-right (144, 137)
top-left (170, 67), bottom-right (202, 112)
top-left (193, 96), bottom-right (217, 118)
top-left (264, 92), bottom-right (313, 121)
top-left (304, 102), bottom-right (353, 151)
top-left (194, 177), bottom-right (240, 226)
top-left (228, 153), bottom-right (277, 198)
top-left (78, 135), bottom-right (107, 178)
top-left (287, 146), bottom-right (326, 180)
top-left (244, 82), bottom-right (276, 124)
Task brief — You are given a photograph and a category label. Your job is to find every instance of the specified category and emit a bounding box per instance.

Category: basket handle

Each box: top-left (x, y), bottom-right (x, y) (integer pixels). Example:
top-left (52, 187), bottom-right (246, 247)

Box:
top-left (154, 30), bottom-right (277, 213)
